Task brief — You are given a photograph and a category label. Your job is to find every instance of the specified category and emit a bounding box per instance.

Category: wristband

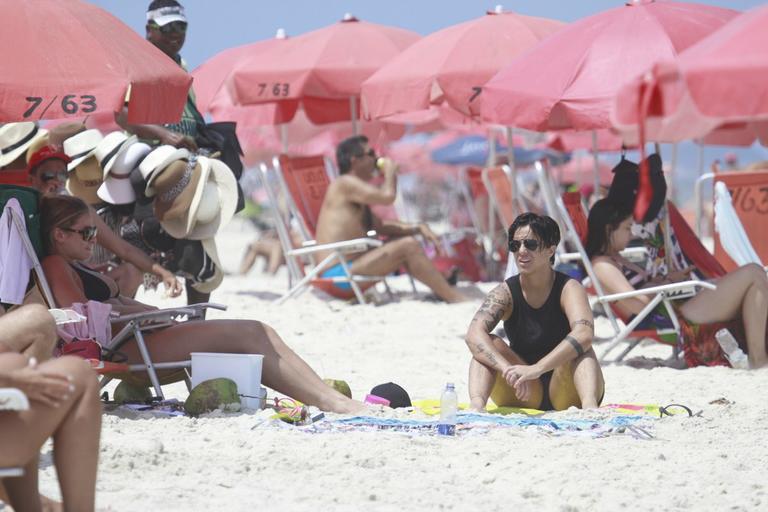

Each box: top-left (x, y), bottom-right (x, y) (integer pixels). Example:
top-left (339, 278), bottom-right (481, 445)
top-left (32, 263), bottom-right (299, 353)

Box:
top-left (566, 335), bottom-right (585, 357)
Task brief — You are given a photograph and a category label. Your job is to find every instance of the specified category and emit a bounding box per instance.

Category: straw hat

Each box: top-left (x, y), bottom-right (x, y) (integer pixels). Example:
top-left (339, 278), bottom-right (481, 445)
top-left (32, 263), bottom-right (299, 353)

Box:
top-left (29, 122), bottom-right (87, 163)
top-left (0, 123), bottom-right (49, 167)
top-left (151, 158), bottom-right (203, 238)
top-left (191, 238), bottom-right (223, 293)
top-left (95, 132), bottom-right (138, 176)
top-left (138, 145), bottom-right (190, 196)
top-left (97, 141), bottom-right (151, 205)
top-left (66, 157), bottom-right (104, 205)
top-left (63, 129), bottom-right (103, 170)
top-left (151, 156), bottom-right (237, 240)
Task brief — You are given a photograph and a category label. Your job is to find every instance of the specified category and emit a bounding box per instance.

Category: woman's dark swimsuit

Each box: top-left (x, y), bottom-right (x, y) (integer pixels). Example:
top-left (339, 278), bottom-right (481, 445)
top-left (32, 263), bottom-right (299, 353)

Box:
top-left (503, 271), bottom-right (572, 411)
top-left (71, 262), bottom-right (119, 301)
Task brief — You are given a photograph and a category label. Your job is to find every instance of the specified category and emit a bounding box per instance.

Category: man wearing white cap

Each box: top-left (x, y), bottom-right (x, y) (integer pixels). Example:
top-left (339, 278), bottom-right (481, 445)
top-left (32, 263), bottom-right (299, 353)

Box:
top-left (116, 0), bottom-right (201, 152)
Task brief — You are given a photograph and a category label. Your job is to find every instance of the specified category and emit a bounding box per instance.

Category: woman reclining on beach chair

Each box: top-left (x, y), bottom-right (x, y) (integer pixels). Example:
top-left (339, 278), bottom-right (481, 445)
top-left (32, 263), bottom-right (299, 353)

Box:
top-left (586, 198), bottom-right (768, 368)
top-left (0, 305), bottom-right (101, 512)
top-left (465, 213), bottom-right (605, 412)
top-left (39, 195), bottom-right (364, 414)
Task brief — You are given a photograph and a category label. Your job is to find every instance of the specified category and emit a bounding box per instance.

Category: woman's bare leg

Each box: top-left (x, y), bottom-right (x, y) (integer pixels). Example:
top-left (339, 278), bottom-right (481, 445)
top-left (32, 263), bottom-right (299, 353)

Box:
top-left (681, 264), bottom-right (768, 367)
top-left (549, 348), bottom-right (604, 410)
top-left (0, 355), bottom-right (101, 512)
top-left (121, 320), bottom-right (364, 413)
top-left (468, 335), bottom-right (543, 410)
top-left (0, 304), bottom-right (57, 362)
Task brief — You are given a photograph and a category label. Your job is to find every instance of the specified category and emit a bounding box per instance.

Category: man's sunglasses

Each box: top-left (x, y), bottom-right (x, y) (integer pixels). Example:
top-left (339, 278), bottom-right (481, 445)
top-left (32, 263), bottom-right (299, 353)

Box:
top-left (509, 238), bottom-right (541, 253)
top-left (40, 171), bottom-right (67, 183)
top-left (61, 226), bottom-right (98, 242)
top-left (150, 21), bottom-right (187, 34)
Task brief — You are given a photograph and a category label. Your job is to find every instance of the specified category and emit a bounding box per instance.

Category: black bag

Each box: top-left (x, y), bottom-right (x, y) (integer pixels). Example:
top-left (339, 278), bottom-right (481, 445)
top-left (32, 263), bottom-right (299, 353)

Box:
top-left (195, 122), bottom-right (245, 213)
top-left (607, 153), bottom-right (667, 223)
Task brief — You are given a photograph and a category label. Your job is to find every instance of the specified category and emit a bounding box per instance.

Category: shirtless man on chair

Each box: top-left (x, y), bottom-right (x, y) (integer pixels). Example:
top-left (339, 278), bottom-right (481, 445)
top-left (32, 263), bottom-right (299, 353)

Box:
top-left (314, 136), bottom-right (466, 303)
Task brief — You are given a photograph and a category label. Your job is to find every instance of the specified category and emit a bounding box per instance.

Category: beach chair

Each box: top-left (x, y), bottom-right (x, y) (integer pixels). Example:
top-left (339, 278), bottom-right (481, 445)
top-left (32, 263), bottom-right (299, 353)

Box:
top-left (0, 185), bottom-right (227, 400)
top-left (556, 191), bottom-right (716, 362)
top-left (0, 388), bottom-right (29, 479)
top-left (261, 154), bottom-right (388, 304)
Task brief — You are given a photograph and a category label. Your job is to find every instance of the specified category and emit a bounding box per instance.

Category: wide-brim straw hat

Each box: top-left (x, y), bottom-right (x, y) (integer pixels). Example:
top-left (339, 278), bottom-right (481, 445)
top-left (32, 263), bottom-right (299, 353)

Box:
top-left (0, 123), bottom-right (49, 167)
top-left (63, 129), bottom-right (103, 170)
top-left (183, 156), bottom-right (238, 240)
top-left (97, 141), bottom-right (151, 205)
top-left (152, 158), bottom-right (204, 239)
top-left (66, 156), bottom-right (103, 205)
top-left (139, 145), bottom-right (190, 196)
top-left (190, 238), bottom-right (223, 294)
top-left (95, 132), bottom-right (138, 176)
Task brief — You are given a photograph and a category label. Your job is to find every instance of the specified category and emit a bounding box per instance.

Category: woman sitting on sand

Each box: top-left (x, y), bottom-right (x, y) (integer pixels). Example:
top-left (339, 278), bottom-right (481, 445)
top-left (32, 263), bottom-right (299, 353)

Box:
top-left (465, 213), bottom-right (604, 411)
top-left (586, 198), bottom-right (768, 368)
top-left (0, 305), bottom-right (101, 512)
top-left (39, 195), bottom-right (364, 414)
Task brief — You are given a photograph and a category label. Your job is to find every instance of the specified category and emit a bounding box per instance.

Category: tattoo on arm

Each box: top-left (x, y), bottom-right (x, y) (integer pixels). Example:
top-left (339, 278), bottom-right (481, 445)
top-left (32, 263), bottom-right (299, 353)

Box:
top-left (566, 335), bottom-right (585, 358)
top-left (571, 319), bottom-right (594, 330)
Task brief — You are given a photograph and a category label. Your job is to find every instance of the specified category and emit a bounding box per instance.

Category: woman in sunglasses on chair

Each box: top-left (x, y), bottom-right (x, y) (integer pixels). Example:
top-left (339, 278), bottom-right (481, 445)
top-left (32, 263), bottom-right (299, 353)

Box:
top-left (465, 212), bottom-right (604, 412)
top-left (39, 195), bottom-right (365, 414)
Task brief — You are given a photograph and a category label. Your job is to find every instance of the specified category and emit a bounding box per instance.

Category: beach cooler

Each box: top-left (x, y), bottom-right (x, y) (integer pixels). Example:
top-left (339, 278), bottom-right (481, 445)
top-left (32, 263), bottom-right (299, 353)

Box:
top-left (190, 353), bottom-right (266, 409)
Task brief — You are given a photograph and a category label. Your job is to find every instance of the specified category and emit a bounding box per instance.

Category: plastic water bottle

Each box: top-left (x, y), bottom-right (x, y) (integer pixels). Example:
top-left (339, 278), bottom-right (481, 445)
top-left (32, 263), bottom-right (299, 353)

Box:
top-left (437, 383), bottom-right (458, 436)
top-left (715, 328), bottom-right (749, 369)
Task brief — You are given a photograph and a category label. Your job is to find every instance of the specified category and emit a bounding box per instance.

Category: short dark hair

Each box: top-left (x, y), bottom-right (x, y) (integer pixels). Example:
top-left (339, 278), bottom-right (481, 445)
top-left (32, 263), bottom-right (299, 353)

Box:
top-left (336, 135), bottom-right (369, 174)
top-left (508, 212), bottom-right (560, 264)
top-left (148, 0), bottom-right (182, 12)
top-left (585, 198), bottom-right (633, 259)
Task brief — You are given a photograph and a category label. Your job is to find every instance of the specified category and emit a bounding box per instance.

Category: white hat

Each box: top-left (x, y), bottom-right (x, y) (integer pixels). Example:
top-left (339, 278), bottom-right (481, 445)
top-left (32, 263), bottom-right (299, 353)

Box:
top-left (153, 156), bottom-right (237, 240)
top-left (147, 4), bottom-right (187, 26)
top-left (63, 129), bottom-right (103, 170)
top-left (94, 132), bottom-right (138, 176)
top-left (0, 123), bottom-right (49, 167)
top-left (139, 145), bottom-right (190, 196)
top-left (97, 142), bottom-right (151, 205)
top-left (191, 238), bottom-right (224, 294)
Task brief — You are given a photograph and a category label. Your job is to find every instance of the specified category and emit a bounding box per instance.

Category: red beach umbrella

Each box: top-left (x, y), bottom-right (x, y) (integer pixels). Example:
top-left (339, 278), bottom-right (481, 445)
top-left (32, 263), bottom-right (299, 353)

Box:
top-left (613, 4), bottom-right (768, 144)
top-left (0, 0), bottom-right (191, 124)
top-left (480, 0), bottom-right (737, 132)
top-left (361, 7), bottom-right (564, 120)
top-left (227, 14), bottom-right (419, 126)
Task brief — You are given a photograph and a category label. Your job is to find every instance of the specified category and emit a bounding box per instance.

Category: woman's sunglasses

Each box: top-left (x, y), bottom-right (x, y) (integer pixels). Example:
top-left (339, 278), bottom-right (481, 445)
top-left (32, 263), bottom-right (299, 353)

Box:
top-left (509, 238), bottom-right (541, 253)
top-left (151, 21), bottom-right (187, 34)
top-left (61, 226), bottom-right (98, 242)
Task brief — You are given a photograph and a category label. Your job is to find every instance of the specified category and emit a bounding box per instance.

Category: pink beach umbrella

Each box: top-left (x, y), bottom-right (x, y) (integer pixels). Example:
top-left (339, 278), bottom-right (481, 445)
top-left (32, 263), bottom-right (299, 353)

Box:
top-left (480, 0), bottom-right (737, 132)
top-left (361, 7), bottom-right (564, 120)
top-left (227, 14), bottom-right (419, 129)
top-left (0, 0), bottom-right (191, 124)
top-left (612, 4), bottom-right (768, 145)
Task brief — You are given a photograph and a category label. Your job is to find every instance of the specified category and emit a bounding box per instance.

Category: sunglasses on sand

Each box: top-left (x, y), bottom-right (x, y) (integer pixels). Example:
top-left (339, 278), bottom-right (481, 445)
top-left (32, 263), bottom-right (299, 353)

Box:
top-left (150, 21), bottom-right (187, 34)
top-left (509, 238), bottom-right (541, 253)
top-left (61, 226), bottom-right (98, 242)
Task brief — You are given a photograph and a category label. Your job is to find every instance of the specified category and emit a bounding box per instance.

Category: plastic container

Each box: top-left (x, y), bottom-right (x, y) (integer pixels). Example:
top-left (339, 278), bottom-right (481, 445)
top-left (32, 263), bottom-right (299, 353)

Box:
top-left (714, 329), bottom-right (749, 369)
top-left (437, 382), bottom-right (458, 436)
top-left (190, 353), bottom-right (266, 409)
top-left (364, 394), bottom-right (391, 406)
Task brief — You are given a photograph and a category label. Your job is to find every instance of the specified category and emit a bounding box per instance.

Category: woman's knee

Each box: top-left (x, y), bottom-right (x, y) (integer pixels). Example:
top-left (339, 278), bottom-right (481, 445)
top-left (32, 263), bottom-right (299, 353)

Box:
top-left (394, 236), bottom-right (422, 256)
top-left (21, 304), bottom-right (57, 341)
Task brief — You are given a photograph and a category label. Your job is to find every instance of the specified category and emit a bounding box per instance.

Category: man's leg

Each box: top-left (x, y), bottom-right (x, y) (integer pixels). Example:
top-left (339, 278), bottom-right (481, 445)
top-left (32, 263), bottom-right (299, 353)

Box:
top-left (350, 237), bottom-right (465, 303)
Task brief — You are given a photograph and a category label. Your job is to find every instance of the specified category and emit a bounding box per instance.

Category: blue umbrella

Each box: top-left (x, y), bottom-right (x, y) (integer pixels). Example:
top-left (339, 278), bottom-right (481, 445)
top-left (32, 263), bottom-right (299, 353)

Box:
top-left (431, 135), bottom-right (567, 166)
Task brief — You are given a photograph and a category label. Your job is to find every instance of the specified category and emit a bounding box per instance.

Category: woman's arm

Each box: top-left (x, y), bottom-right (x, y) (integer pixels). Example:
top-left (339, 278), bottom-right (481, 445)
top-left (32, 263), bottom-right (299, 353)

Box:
top-left (592, 256), bottom-right (650, 317)
top-left (465, 283), bottom-right (514, 372)
top-left (41, 255), bottom-right (89, 308)
top-left (92, 212), bottom-right (183, 297)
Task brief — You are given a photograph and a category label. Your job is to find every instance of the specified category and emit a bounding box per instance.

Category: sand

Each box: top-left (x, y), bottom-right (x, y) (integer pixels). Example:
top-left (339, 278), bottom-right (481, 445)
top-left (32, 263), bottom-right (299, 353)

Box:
top-left (35, 218), bottom-right (768, 511)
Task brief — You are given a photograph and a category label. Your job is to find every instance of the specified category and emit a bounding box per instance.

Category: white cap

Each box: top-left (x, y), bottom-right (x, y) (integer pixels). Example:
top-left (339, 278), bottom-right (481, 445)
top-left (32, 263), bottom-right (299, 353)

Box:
top-left (147, 4), bottom-right (187, 26)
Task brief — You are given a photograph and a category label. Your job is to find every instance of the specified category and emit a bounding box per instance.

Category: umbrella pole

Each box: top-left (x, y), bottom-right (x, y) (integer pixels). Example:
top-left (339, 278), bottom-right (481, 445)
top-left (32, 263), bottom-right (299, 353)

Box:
top-left (505, 126), bottom-right (524, 212)
top-left (280, 123), bottom-right (289, 154)
top-left (592, 130), bottom-right (600, 204)
top-left (669, 142), bottom-right (678, 205)
top-left (487, 128), bottom-right (496, 168)
top-left (350, 96), bottom-right (359, 135)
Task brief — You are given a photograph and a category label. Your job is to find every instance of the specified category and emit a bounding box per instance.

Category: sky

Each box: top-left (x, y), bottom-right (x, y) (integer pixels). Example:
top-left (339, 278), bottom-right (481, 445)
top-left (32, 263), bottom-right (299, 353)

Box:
top-left (88, 0), bottom-right (768, 204)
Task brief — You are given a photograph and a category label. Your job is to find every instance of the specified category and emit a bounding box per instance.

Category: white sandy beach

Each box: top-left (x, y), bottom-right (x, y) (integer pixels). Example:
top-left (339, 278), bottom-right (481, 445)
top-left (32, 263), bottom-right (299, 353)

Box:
top-left (35, 218), bottom-right (768, 511)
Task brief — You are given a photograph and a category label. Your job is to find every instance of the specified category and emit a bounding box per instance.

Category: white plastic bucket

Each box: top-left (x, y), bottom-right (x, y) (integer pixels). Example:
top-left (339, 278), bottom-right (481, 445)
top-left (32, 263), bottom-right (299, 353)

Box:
top-left (190, 353), bottom-right (265, 409)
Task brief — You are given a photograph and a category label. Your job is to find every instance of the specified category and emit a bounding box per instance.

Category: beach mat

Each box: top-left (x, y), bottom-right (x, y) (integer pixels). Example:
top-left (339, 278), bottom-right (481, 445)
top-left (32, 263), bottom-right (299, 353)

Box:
top-left (412, 399), bottom-right (666, 417)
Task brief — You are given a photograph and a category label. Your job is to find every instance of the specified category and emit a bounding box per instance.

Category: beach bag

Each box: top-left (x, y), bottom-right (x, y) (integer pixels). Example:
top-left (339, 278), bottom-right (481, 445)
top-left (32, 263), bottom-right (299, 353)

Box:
top-left (678, 317), bottom-right (736, 368)
top-left (195, 121), bottom-right (245, 213)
